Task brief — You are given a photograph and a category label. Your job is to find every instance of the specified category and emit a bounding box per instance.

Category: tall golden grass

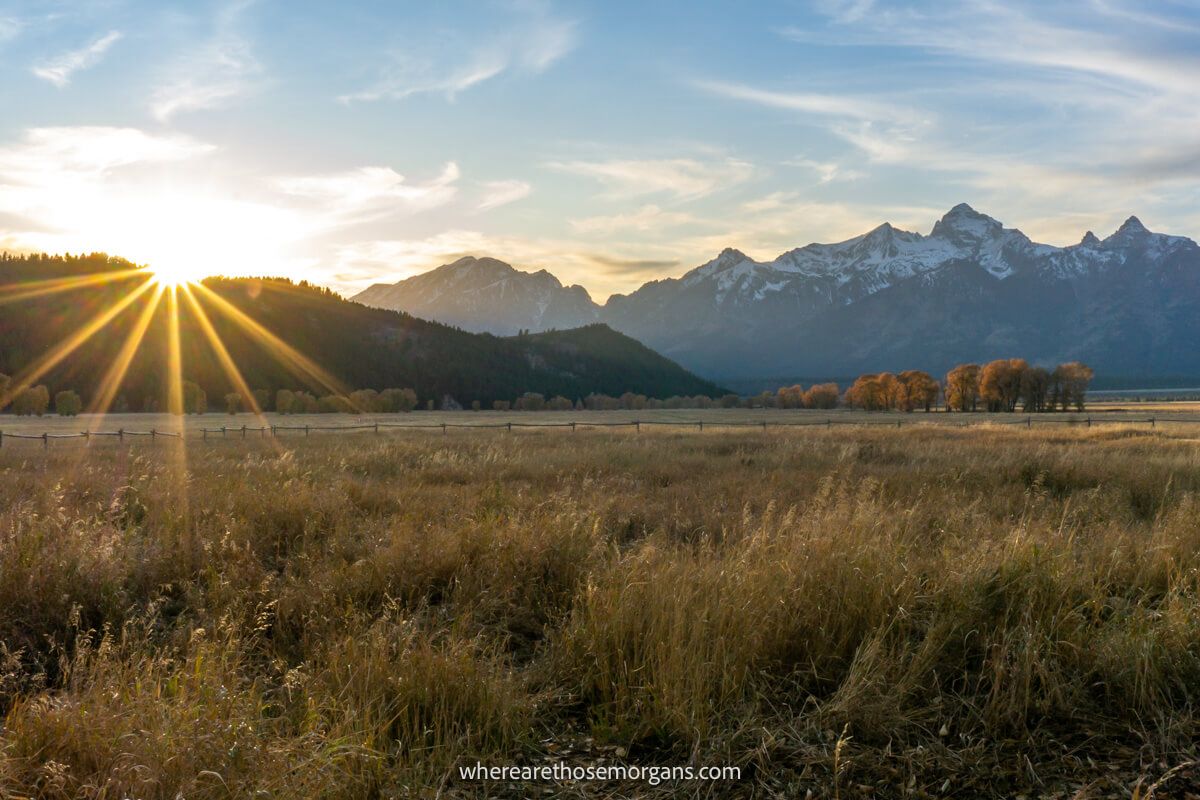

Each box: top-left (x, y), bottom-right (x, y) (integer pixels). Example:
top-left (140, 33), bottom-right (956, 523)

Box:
top-left (1, 425), bottom-right (1199, 797)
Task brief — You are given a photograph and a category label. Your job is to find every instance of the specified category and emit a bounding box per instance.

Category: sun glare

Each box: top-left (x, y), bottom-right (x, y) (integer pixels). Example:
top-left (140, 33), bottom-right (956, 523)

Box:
top-left (147, 263), bottom-right (207, 287)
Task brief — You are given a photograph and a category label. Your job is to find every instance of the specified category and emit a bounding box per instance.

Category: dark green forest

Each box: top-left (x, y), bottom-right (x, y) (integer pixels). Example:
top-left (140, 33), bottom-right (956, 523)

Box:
top-left (0, 253), bottom-right (725, 409)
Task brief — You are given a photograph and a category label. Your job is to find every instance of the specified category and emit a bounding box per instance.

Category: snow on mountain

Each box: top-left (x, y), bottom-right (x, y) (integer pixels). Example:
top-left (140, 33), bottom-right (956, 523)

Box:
top-left (352, 205), bottom-right (1200, 379)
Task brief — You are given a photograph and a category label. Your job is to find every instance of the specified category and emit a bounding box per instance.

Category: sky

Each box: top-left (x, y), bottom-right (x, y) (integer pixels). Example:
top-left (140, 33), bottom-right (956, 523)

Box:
top-left (1, 0), bottom-right (1199, 301)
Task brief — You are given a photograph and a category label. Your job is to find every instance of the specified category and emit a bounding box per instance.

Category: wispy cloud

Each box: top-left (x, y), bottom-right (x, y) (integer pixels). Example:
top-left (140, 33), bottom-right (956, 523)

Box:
top-left (277, 163), bottom-right (460, 223)
top-left (151, 1), bottom-right (262, 121)
top-left (0, 127), bottom-right (213, 178)
top-left (694, 80), bottom-right (914, 123)
top-left (32, 30), bottom-right (122, 87)
top-left (570, 204), bottom-right (697, 235)
top-left (547, 157), bottom-right (754, 200)
top-left (339, 7), bottom-right (575, 103)
top-left (0, 15), bottom-right (24, 43)
top-left (784, 158), bottom-right (864, 184)
top-left (477, 179), bottom-right (531, 211)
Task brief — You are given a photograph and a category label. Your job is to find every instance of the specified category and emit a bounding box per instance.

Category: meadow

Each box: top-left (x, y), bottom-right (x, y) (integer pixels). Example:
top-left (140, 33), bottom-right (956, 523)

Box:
top-left (2, 421), bottom-right (1200, 798)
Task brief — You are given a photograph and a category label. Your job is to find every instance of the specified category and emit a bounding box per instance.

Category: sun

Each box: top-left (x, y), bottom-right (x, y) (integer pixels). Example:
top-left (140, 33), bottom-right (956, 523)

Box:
top-left (147, 262), bottom-right (208, 287)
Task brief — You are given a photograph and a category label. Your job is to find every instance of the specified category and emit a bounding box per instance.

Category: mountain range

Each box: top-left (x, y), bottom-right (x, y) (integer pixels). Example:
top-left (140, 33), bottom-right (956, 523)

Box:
top-left (352, 205), bottom-right (1200, 382)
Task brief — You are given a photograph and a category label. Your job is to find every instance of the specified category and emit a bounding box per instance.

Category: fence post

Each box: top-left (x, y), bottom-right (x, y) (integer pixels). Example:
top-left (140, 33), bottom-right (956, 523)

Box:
top-left (305, 425), bottom-right (310, 437)
top-left (241, 425), bottom-right (246, 439)
top-left (0, 430), bottom-right (3, 448)
top-left (698, 421), bottom-right (703, 431)
top-left (1151, 417), bottom-right (1156, 429)
top-left (1027, 416), bottom-right (1031, 429)
top-left (118, 428), bottom-right (124, 442)
top-left (827, 419), bottom-right (832, 428)
top-left (761, 420), bottom-right (767, 431)
top-left (203, 428), bottom-right (207, 441)
top-left (84, 430), bottom-right (90, 445)
top-left (42, 432), bottom-right (48, 450)
top-left (375, 423), bottom-right (379, 435)
top-left (151, 429), bottom-right (157, 441)
top-left (571, 421), bottom-right (576, 432)
top-left (271, 425), bottom-right (276, 437)
top-left (221, 427), bottom-right (226, 438)
top-left (507, 421), bottom-right (512, 432)
top-left (635, 420), bottom-right (640, 433)
top-left (1086, 417), bottom-right (1091, 428)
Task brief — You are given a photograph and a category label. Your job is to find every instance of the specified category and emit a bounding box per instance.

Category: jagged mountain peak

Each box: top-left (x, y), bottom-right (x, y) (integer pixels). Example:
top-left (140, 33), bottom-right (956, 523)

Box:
top-left (930, 203), bottom-right (1004, 240)
top-left (1114, 216), bottom-right (1149, 237)
top-left (1080, 231), bottom-right (1101, 247)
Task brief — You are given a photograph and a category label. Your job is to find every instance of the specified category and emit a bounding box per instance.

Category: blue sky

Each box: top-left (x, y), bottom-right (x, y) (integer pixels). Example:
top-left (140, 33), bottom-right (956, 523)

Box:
top-left (1, 0), bottom-right (1199, 299)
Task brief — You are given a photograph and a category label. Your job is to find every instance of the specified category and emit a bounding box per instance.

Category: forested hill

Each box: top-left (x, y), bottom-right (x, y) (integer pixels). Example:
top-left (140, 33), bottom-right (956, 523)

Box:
top-left (0, 253), bottom-right (725, 409)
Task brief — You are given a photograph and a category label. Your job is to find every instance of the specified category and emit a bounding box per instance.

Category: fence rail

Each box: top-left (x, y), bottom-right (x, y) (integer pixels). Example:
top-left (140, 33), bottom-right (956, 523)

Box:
top-left (1, 413), bottom-right (1198, 449)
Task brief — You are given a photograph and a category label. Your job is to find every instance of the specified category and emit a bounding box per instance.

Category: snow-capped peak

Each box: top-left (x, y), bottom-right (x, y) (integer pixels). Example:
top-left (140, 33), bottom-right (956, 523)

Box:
top-left (1080, 231), bottom-right (1101, 247)
top-left (930, 203), bottom-right (1004, 241)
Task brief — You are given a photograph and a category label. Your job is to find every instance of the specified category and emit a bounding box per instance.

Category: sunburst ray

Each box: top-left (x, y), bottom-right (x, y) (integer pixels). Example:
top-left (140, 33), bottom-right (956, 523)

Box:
top-left (85, 283), bottom-right (168, 422)
top-left (0, 268), bottom-right (146, 306)
top-left (188, 281), bottom-right (354, 402)
top-left (0, 276), bottom-right (156, 409)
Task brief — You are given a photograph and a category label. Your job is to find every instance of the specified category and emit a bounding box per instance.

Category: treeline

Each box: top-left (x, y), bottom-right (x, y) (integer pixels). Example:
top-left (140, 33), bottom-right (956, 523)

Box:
top-left (840, 360), bottom-right (1094, 412)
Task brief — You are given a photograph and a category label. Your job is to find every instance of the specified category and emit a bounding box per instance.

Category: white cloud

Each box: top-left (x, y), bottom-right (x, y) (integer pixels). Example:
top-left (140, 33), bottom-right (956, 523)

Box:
top-left (784, 158), bottom-right (864, 184)
top-left (694, 80), bottom-right (914, 124)
top-left (339, 8), bottom-right (575, 103)
top-left (32, 30), bottom-right (122, 87)
top-left (277, 163), bottom-right (460, 223)
top-left (477, 179), bottom-right (531, 211)
top-left (0, 127), bottom-right (213, 178)
top-left (151, 1), bottom-right (262, 121)
top-left (547, 157), bottom-right (754, 200)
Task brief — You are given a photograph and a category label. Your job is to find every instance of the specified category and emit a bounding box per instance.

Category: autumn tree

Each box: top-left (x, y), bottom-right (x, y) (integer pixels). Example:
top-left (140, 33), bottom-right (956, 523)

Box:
top-left (803, 383), bottom-right (840, 409)
top-left (252, 388), bottom-right (271, 413)
top-left (275, 389), bottom-right (296, 415)
top-left (1020, 367), bottom-right (1051, 412)
top-left (846, 374), bottom-right (885, 411)
top-left (899, 370), bottom-right (939, 412)
top-left (181, 381), bottom-right (207, 415)
top-left (1053, 362), bottom-right (1095, 411)
top-left (945, 364), bottom-right (981, 412)
top-left (380, 387), bottom-right (418, 412)
top-left (349, 389), bottom-right (381, 412)
top-left (776, 384), bottom-right (805, 409)
top-left (979, 359), bottom-right (1028, 412)
top-left (878, 373), bottom-right (906, 410)
top-left (224, 393), bottom-right (242, 414)
top-left (0, 373), bottom-right (9, 410)
top-left (55, 390), bottom-right (82, 417)
top-left (14, 385), bottom-right (50, 416)
top-left (515, 392), bottom-right (546, 411)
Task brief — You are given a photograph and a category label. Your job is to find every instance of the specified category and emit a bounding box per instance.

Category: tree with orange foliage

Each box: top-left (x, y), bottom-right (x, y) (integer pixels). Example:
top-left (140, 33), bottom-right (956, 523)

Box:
top-left (845, 374), bottom-right (883, 410)
top-left (945, 364), bottom-right (981, 412)
top-left (899, 370), bottom-right (939, 412)
top-left (803, 382), bottom-right (840, 409)
top-left (980, 358), bottom-right (1028, 412)
top-left (776, 384), bottom-right (806, 409)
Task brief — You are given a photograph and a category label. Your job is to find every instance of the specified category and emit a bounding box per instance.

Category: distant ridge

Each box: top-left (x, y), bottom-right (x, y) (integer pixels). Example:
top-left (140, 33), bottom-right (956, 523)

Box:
top-left (353, 206), bottom-right (1200, 380)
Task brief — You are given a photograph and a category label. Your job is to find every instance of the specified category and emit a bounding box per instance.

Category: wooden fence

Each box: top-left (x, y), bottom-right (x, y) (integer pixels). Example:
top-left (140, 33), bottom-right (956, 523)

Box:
top-left (0, 414), bottom-right (1196, 449)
